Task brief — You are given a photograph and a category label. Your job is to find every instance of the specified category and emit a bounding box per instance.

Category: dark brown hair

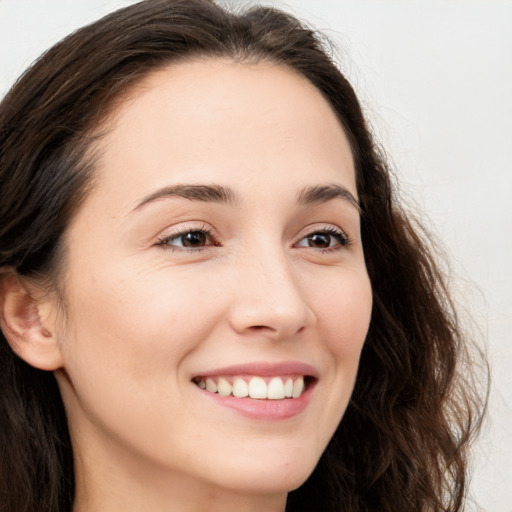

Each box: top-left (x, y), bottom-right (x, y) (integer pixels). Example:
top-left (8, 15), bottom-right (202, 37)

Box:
top-left (0, 1), bottom-right (487, 511)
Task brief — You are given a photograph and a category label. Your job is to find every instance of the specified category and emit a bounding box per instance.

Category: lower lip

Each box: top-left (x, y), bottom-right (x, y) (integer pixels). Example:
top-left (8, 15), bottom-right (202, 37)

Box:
top-left (196, 380), bottom-right (316, 421)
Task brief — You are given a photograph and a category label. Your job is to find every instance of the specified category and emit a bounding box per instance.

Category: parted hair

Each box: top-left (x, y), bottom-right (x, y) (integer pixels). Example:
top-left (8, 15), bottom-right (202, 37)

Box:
top-left (0, 1), bottom-right (487, 511)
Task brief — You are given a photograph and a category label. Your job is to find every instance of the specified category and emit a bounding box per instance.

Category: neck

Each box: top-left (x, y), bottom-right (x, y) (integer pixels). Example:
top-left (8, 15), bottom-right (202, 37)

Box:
top-left (74, 482), bottom-right (286, 512)
top-left (71, 436), bottom-right (288, 512)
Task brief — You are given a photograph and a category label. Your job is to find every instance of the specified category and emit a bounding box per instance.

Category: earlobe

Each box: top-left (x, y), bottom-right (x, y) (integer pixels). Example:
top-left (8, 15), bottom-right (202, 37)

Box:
top-left (0, 269), bottom-right (64, 371)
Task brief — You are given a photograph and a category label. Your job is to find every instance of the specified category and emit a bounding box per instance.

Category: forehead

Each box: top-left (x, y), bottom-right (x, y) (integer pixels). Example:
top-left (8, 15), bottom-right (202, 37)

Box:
top-left (88, 58), bottom-right (356, 211)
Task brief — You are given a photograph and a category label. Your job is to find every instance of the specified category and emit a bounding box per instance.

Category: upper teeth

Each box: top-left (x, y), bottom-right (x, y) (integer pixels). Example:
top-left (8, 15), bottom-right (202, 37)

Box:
top-left (195, 376), bottom-right (305, 400)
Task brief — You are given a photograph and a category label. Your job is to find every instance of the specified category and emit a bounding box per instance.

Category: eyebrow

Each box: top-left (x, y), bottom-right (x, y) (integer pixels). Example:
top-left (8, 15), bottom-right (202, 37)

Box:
top-left (297, 184), bottom-right (361, 212)
top-left (133, 184), bottom-right (239, 211)
top-left (132, 182), bottom-right (360, 213)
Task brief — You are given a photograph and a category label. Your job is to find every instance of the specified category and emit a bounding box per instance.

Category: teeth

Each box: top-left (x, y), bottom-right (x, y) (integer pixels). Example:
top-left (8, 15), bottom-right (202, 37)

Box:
top-left (232, 377), bottom-right (249, 398)
top-left (248, 376), bottom-right (267, 399)
top-left (195, 375), bottom-right (307, 400)
top-left (284, 378), bottom-right (293, 398)
top-left (217, 377), bottom-right (232, 397)
top-left (292, 376), bottom-right (304, 398)
top-left (267, 377), bottom-right (285, 400)
top-left (205, 378), bottom-right (217, 393)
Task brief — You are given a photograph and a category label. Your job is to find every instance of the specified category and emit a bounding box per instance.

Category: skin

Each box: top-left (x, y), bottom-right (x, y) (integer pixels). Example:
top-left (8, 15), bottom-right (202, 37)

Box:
top-left (22, 60), bottom-right (373, 511)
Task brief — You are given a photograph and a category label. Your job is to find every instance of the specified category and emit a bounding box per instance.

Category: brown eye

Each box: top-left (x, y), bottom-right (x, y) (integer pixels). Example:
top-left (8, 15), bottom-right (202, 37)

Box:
top-left (296, 228), bottom-right (349, 250)
top-left (158, 228), bottom-right (216, 249)
top-left (181, 231), bottom-right (208, 247)
top-left (306, 233), bottom-right (331, 248)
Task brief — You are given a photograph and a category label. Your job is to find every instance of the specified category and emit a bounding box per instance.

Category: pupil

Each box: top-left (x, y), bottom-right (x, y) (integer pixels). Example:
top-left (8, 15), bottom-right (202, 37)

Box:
top-left (309, 233), bottom-right (330, 248)
top-left (183, 231), bottom-right (206, 247)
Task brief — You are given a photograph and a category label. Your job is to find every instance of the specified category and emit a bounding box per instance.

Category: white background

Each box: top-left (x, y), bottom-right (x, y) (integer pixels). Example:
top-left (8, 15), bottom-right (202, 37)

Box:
top-left (1, 1), bottom-right (510, 510)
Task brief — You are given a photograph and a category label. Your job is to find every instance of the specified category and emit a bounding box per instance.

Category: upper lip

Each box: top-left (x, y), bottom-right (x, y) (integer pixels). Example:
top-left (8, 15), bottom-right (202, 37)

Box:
top-left (192, 361), bottom-right (319, 379)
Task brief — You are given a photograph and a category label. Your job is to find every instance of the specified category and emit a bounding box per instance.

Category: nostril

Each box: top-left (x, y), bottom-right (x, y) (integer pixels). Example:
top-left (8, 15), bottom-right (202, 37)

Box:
top-left (248, 325), bottom-right (276, 332)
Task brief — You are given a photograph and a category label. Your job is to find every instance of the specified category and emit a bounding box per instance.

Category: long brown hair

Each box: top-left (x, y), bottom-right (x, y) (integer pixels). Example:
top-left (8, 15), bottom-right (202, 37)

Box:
top-left (0, 1), bottom-right (487, 511)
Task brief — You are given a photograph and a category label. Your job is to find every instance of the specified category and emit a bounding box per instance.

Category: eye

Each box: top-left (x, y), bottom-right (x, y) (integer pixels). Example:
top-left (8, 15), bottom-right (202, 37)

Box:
top-left (156, 227), bottom-right (218, 250)
top-left (295, 227), bottom-right (350, 251)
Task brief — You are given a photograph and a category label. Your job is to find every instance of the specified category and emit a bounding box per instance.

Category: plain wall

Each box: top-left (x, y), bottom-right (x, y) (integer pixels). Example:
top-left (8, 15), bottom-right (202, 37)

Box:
top-left (1, 1), bottom-right (511, 510)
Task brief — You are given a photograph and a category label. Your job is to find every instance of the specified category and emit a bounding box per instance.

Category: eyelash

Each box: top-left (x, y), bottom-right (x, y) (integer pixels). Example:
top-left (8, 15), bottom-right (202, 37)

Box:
top-left (155, 225), bottom-right (351, 253)
top-left (155, 224), bottom-right (219, 252)
top-left (297, 226), bottom-right (352, 253)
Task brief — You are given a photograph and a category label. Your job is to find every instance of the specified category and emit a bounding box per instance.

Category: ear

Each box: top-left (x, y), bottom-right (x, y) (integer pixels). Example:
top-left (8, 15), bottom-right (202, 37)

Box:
top-left (0, 268), bottom-right (64, 371)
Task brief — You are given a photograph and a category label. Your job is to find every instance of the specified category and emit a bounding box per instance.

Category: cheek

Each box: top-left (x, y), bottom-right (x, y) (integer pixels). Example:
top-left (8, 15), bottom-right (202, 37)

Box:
top-left (312, 269), bottom-right (372, 416)
top-left (55, 268), bottom-right (225, 454)
top-left (314, 269), bottom-right (372, 354)
top-left (61, 268), bottom-right (223, 377)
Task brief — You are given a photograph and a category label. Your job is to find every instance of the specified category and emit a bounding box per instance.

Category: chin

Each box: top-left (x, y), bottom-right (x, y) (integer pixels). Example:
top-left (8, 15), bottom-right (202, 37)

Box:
top-left (207, 451), bottom-right (319, 496)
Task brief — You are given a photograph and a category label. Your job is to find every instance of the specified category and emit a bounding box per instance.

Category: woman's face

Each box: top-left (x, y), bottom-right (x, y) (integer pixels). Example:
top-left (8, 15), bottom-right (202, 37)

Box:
top-left (53, 60), bottom-right (372, 501)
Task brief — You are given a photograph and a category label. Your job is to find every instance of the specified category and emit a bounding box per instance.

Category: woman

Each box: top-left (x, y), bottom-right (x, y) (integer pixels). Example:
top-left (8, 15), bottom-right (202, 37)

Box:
top-left (0, 1), bottom-right (487, 511)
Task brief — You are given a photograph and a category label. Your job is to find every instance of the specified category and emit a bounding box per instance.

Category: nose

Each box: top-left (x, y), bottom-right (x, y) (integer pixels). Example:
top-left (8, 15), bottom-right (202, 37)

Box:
top-left (227, 248), bottom-right (316, 339)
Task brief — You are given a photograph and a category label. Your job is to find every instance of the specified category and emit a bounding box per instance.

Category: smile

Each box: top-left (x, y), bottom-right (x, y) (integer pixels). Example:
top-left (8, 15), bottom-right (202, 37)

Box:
top-left (192, 375), bottom-right (308, 400)
top-left (191, 362), bottom-right (319, 419)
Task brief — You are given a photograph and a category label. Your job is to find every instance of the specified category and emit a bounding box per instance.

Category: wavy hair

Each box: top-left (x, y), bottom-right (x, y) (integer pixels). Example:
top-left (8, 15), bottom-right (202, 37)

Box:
top-left (0, 1), bottom-right (487, 511)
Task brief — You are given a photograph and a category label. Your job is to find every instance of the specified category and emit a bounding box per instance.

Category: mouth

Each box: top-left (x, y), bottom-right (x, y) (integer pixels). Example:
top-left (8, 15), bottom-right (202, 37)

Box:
top-left (190, 362), bottom-right (319, 420)
top-left (192, 374), bottom-right (316, 400)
